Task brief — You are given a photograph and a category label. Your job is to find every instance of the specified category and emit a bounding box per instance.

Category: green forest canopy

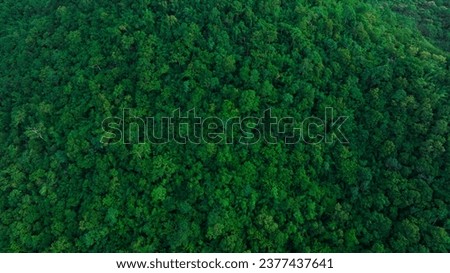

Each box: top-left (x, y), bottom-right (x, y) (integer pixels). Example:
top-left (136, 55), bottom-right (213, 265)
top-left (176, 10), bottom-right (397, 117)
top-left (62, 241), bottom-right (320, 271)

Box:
top-left (0, 0), bottom-right (449, 252)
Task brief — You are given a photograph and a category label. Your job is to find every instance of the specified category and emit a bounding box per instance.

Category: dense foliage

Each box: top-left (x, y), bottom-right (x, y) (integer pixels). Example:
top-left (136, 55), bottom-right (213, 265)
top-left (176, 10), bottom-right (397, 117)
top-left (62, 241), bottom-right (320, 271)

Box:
top-left (0, 0), bottom-right (449, 252)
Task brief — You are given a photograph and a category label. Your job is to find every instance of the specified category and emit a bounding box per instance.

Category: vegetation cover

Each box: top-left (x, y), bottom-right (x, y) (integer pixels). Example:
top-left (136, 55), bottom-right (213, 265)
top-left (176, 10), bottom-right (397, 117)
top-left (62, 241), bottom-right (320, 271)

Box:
top-left (0, 0), bottom-right (449, 252)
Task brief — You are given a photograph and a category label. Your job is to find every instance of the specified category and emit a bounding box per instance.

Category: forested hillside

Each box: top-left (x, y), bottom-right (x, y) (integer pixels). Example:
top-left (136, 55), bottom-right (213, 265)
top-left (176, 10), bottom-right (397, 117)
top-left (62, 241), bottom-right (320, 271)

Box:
top-left (0, 0), bottom-right (449, 252)
top-left (387, 0), bottom-right (449, 51)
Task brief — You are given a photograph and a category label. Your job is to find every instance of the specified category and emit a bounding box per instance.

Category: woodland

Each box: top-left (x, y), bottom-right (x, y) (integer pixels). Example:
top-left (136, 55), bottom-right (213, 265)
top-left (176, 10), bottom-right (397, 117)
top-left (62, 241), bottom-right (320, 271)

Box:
top-left (0, 0), bottom-right (449, 252)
